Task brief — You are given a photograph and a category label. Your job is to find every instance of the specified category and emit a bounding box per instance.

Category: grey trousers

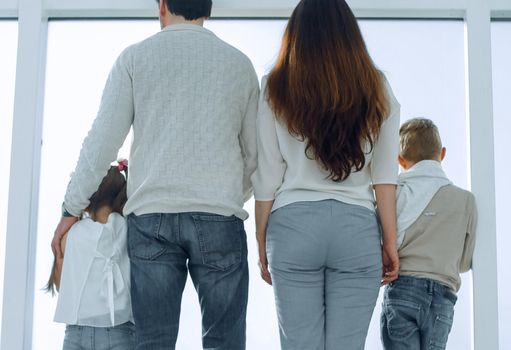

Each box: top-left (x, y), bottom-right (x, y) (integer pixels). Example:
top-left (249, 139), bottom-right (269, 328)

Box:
top-left (267, 200), bottom-right (382, 350)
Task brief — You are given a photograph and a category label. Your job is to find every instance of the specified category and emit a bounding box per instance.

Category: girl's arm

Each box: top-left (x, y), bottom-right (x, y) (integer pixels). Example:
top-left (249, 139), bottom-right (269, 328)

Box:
top-left (255, 200), bottom-right (274, 285)
top-left (374, 184), bottom-right (399, 285)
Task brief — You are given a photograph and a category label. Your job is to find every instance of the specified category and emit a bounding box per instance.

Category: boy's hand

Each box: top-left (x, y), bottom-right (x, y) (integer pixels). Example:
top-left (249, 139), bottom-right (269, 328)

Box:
top-left (382, 243), bottom-right (399, 285)
top-left (51, 216), bottom-right (78, 258)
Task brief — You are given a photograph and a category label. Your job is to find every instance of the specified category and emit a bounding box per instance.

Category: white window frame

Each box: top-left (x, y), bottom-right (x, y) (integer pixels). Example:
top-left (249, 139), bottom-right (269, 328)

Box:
top-left (1, 0), bottom-right (507, 349)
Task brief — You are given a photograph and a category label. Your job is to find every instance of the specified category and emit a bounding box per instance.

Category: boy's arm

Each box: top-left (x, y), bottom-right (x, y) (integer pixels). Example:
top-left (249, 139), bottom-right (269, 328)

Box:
top-left (460, 193), bottom-right (477, 272)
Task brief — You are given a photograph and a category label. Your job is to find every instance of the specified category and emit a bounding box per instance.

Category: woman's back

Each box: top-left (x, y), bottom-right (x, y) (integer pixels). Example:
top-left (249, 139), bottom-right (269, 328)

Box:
top-left (253, 77), bottom-right (400, 212)
top-left (252, 2), bottom-right (400, 349)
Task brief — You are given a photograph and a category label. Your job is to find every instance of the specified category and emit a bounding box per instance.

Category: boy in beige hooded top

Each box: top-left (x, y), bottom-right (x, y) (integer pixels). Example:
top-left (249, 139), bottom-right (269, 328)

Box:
top-left (380, 118), bottom-right (477, 350)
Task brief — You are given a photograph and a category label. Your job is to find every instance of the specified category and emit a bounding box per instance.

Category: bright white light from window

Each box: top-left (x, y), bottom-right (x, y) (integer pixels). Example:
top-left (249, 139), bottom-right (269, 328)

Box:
top-left (491, 21), bottom-right (511, 350)
top-left (33, 19), bottom-right (468, 350)
top-left (0, 20), bottom-right (18, 344)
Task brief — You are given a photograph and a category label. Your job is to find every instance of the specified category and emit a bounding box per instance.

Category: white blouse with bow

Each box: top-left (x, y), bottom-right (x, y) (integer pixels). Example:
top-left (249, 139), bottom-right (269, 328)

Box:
top-left (54, 213), bottom-right (133, 327)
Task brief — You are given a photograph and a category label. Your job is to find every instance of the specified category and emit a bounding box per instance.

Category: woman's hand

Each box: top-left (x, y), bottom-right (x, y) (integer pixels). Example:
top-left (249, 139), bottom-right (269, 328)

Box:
top-left (381, 243), bottom-right (399, 285)
top-left (373, 184), bottom-right (399, 285)
top-left (255, 200), bottom-right (274, 286)
top-left (257, 230), bottom-right (272, 285)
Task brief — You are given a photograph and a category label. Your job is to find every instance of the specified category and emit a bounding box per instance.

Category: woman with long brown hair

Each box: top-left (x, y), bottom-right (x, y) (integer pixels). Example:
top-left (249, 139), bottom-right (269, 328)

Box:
top-left (252, 0), bottom-right (400, 349)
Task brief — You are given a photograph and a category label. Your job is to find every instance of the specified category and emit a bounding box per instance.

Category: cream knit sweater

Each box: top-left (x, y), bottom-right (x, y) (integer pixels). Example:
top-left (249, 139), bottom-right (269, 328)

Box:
top-left (64, 23), bottom-right (259, 220)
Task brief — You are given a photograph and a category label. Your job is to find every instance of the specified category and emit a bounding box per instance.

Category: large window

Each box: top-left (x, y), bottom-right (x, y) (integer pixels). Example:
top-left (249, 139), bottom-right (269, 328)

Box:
top-left (33, 19), bottom-right (468, 349)
top-left (491, 21), bottom-right (511, 350)
top-left (0, 20), bottom-right (18, 344)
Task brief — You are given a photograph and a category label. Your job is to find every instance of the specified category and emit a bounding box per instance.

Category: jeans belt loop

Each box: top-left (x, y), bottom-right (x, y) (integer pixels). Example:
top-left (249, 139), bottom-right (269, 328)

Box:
top-left (427, 279), bottom-right (434, 294)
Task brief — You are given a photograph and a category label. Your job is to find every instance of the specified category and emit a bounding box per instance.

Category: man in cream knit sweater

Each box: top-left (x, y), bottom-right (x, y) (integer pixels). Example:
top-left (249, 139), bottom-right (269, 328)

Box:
top-left (51, 0), bottom-right (259, 348)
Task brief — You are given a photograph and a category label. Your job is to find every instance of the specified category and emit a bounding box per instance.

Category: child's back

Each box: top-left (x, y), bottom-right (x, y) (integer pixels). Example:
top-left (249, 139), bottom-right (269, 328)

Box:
top-left (381, 118), bottom-right (477, 350)
top-left (48, 163), bottom-right (135, 350)
top-left (55, 212), bottom-right (132, 327)
top-left (398, 183), bottom-right (476, 292)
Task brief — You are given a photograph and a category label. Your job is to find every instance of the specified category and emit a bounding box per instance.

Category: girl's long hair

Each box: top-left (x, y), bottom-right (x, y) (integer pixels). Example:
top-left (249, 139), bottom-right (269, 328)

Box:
top-left (87, 166), bottom-right (128, 216)
top-left (266, 0), bottom-right (390, 182)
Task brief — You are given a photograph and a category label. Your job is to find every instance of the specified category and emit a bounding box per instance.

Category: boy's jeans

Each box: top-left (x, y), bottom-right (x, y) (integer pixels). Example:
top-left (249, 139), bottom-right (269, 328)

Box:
top-left (380, 275), bottom-right (457, 350)
top-left (127, 212), bottom-right (248, 350)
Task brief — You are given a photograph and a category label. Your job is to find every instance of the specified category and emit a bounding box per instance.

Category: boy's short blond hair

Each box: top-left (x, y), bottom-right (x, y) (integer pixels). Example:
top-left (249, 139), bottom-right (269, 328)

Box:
top-left (399, 118), bottom-right (442, 163)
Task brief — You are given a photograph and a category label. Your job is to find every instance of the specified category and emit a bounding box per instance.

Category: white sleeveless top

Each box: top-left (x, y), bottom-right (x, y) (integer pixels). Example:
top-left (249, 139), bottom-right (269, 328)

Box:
top-left (54, 213), bottom-right (133, 327)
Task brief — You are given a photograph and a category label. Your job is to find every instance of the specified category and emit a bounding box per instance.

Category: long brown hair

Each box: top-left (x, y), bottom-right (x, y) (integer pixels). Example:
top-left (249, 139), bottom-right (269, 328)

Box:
top-left (266, 0), bottom-right (390, 182)
top-left (45, 165), bottom-right (128, 295)
top-left (87, 166), bottom-right (128, 215)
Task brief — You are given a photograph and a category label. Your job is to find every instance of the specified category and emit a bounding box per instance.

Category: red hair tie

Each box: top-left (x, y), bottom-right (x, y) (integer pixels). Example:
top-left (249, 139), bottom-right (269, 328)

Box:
top-left (117, 159), bottom-right (128, 172)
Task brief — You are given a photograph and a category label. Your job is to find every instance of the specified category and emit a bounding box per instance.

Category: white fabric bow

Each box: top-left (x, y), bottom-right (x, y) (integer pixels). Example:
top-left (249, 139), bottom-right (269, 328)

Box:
top-left (99, 248), bottom-right (126, 326)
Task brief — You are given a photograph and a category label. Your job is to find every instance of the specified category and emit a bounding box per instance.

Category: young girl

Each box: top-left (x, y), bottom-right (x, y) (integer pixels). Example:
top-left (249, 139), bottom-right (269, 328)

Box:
top-left (46, 160), bottom-right (135, 350)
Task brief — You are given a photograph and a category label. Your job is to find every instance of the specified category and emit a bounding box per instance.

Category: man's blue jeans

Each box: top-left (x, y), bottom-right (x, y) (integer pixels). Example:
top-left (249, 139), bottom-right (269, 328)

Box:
top-left (127, 212), bottom-right (248, 350)
top-left (380, 275), bottom-right (457, 350)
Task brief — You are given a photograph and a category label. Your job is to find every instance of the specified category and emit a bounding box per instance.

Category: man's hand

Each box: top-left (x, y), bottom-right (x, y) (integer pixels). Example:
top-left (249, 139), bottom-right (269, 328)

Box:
top-left (51, 216), bottom-right (79, 258)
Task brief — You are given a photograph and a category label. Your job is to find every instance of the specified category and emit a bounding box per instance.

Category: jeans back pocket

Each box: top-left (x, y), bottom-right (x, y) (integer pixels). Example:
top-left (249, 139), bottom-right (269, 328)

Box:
top-left (192, 214), bottom-right (245, 271)
top-left (127, 213), bottom-right (166, 260)
top-left (384, 299), bottom-right (421, 339)
top-left (429, 313), bottom-right (454, 349)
